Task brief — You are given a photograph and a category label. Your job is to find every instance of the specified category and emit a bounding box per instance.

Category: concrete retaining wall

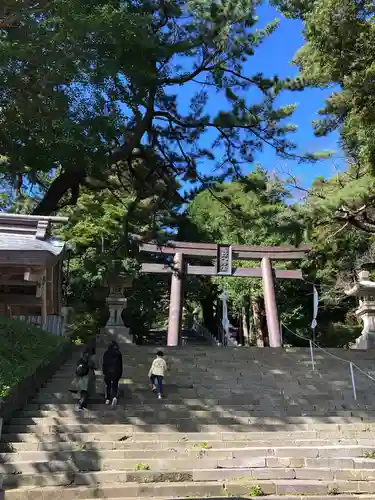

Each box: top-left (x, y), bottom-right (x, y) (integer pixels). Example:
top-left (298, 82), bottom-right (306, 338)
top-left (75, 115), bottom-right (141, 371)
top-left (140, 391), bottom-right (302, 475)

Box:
top-left (0, 340), bottom-right (74, 427)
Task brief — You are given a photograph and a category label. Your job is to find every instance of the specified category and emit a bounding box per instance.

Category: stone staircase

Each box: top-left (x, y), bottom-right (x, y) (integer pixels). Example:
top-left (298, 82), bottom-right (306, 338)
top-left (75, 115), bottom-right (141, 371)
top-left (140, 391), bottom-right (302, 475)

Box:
top-left (2, 345), bottom-right (375, 499)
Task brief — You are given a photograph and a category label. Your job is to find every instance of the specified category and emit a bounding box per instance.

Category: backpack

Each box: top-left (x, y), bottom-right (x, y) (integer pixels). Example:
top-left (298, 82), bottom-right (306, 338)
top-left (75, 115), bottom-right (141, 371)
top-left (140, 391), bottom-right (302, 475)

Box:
top-left (106, 350), bottom-right (120, 376)
top-left (76, 356), bottom-right (89, 377)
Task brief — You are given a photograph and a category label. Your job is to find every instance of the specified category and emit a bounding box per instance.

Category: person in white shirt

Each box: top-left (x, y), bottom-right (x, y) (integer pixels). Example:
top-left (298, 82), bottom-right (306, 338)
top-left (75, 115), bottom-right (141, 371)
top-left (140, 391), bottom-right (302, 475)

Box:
top-left (148, 350), bottom-right (167, 399)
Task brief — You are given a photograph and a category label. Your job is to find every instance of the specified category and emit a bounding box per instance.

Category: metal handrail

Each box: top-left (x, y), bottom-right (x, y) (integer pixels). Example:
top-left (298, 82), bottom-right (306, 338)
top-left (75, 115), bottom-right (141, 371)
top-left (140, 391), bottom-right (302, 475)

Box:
top-left (281, 322), bottom-right (375, 385)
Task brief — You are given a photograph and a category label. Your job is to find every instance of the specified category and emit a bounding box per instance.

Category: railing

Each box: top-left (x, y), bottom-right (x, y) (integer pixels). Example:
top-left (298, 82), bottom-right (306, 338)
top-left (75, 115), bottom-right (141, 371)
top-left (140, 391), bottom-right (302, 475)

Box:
top-left (281, 322), bottom-right (375, 401)
top-left (217, 324), bottom-right (239, 346)
top-left (13, 315), bottom-right (65, 336)
top-left (192, 320), bottom-right (219, 346)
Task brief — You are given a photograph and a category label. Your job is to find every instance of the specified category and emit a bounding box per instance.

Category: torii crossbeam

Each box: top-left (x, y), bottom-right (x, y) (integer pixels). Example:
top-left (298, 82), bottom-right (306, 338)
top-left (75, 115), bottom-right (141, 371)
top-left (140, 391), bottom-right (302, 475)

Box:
top-left (139, 241), bottom-right (311, 347)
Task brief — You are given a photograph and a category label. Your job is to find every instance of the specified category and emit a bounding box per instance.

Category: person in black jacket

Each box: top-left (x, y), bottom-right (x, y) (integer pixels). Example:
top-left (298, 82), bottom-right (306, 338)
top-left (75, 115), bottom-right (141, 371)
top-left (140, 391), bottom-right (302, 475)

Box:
top-left (102, 340), bottom-right (123, 406)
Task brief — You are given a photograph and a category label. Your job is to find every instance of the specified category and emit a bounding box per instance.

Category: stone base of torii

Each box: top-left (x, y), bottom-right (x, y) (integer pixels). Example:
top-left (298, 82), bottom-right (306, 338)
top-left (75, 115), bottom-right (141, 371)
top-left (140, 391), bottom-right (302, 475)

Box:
top-left (139, 241), bottom-right (310, 347)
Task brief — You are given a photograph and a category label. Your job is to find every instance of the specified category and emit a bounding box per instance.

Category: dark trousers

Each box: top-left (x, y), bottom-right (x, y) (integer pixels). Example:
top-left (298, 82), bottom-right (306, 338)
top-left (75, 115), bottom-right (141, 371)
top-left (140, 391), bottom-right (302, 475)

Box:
top-left (79, 390), bottom-right (88, 409)
top-left (150, 374), bottom-right (163, 394)
top-left (105, 375), bottom-right (120, 401)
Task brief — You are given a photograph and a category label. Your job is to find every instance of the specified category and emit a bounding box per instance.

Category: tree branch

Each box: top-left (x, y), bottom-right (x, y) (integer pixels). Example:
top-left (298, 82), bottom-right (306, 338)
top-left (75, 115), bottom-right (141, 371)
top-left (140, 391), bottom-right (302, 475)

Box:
top-left (32, 82), bottom-right (158, 215)
top-left (32, 168), bottom-right (85, 215)
top-left (153, 110), bottom-right (309, 161)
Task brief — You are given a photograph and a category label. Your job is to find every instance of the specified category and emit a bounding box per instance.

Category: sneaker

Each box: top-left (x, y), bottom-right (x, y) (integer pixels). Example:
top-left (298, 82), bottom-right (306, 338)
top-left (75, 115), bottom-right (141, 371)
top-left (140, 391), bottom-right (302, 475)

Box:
top-left (112, 397), bottom-right (118, 407)
top-left (77, 405), bottom-right (84, 411)
top-left (157, 394), bottom-right (162, 400)
top-left (151, 385), bottom-right (156, 392)
top-left (105, 399), bottom-right (110, 405)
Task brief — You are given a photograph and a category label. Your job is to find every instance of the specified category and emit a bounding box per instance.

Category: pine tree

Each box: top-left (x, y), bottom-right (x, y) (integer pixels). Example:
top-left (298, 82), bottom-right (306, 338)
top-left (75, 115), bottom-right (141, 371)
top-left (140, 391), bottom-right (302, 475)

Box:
top-left (0, 0), bottom-right (318, 215)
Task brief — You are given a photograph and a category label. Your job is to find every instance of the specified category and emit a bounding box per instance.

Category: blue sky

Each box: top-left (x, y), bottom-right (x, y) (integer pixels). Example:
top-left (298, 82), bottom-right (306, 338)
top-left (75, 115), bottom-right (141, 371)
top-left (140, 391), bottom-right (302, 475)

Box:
top-left (251, 4), bottom-right (342, 184)
top-left (169, 2), bottom-right (343, 193)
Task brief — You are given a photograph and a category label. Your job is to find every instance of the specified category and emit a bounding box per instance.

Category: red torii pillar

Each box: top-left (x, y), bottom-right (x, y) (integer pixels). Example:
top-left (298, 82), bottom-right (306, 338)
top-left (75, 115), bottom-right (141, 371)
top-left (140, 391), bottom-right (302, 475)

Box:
top-left (261, 257), bottom-right (281, 348)
top-left (167, 253), bottom-right (184, 346)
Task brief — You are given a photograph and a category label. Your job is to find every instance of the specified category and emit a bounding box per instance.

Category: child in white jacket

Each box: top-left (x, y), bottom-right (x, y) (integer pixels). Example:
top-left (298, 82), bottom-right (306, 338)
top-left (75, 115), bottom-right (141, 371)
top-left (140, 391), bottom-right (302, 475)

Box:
top-left (148, 350), bottom-right (167, 399)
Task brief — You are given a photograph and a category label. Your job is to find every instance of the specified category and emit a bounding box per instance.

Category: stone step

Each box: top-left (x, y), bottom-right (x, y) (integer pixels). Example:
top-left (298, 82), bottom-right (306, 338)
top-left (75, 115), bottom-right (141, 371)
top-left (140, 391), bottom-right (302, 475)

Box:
top-left (39, 388), bottom-right (297, 396)
top-left (25, 402), bottom-right (373, 412)
top-left (28, 388), bottom-right (374, 400)
top-left (0, 443), bottom-right (374, 459)
top-left (3, 428), bottom-right (375, 443)
top-left (7, 497), bottom-right (375, 500)
top-left (0, 430), bottom-right (330, 443)
top-left (30, 377), bottom-right (365, 387)
top-left (50, 360), bottom-right (373, 369)
top-left (6, 465), bottom-right (375, 488)
top-left (18, 404), bottom-right (375, 415)
top-left (32, 396), bottom-right (300, 405)
top-left (85, 497), bottom-right (375, 500)
top-left (53, 363), bottom-right (373, 371)
top-left (14, 410), bottom-right (375, 419)
top-left (18, 407), bottom-right (375, 416)
top-left (85, 366), bottom-right (371, 374)
top-left (2, 453), bottom-right (375, 472)
top-left (36, 382), bottom-right (358, 391)
top-left (4, 416), bottom-right (258, 427)
top-left (4, 421), bottom-right (375, 434)
top-left (3, 438), bottom-right (375, 453)
top-left (27, 386), bottom-right (373, 398)
top-left (9, 415), bottom-right (375, 428)
top-left (7, 479), bottom-right (375, 500)
top-left (52, 366), bottom-right (374, 374)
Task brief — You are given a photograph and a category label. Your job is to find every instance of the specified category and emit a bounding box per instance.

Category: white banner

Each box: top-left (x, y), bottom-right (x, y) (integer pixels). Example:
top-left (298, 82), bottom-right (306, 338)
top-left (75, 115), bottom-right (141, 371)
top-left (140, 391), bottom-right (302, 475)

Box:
top-left (311, 285), bottom-right (318, 330)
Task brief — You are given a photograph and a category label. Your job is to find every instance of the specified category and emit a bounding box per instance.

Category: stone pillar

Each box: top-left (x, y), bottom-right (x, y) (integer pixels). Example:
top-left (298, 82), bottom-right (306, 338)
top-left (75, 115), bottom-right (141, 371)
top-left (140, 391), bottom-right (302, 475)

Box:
top-left (261, 257), bottom-right (281, 348)
top-left (167, 253), bottom-right (184, 346)
top-left (105, 277), bottom-right (133, 344)
top-left (346, 269), bottom-right (375, 349)
top-left (61, 306), bottom-right (73, 335)
top-left (353, 299), bottom-right (375, 349)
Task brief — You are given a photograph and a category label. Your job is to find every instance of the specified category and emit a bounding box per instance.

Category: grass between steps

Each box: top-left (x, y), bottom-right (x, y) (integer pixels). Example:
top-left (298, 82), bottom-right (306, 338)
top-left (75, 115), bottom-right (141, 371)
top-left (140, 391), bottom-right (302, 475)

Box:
top-left (0, 317), bottom-right (68, 398)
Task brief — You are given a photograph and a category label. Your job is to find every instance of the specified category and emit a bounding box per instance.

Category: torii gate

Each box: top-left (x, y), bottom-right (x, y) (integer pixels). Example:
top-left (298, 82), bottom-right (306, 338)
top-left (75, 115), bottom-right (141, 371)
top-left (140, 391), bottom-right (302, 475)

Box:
top-left (140, 241), bottom-right (311, 347)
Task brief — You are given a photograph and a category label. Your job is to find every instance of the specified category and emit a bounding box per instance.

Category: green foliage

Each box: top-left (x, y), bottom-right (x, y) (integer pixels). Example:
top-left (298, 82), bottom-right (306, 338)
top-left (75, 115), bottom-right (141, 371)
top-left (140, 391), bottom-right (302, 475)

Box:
top-left (0, 318), bottom-right (67, 398)
top-left (123, 275), bottom-right (170, 343)
top-left (0, 0), bottom-right (315, 216)
top-left (182, 167), bottom-right (367, 346)
top-left (273, 0), bottom-right (375, 233)
top-left (322, 322), bottom-right (361, 348)
top-left (328, 487), bottom-right (340, 496)
top-left (66, 309), bottom-right (105, 345)
top-left (249, 485), bottom-right (265, 497)
top-left (135, 463), bottom-right (150, 471)
top-left (298, 171), bottom-right (373, 306)
top-left (193, 442), bottom-right (212, 449)
top-left (186, 167), bottom-right (303, 310)
top-left (59, 159), bottom-right (181, 332)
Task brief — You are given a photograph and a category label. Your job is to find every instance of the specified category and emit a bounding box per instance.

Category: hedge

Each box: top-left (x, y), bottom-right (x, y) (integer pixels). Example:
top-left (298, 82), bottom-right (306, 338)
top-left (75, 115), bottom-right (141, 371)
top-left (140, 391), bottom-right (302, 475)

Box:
top-left (0, 317), bottom-right (68, 399)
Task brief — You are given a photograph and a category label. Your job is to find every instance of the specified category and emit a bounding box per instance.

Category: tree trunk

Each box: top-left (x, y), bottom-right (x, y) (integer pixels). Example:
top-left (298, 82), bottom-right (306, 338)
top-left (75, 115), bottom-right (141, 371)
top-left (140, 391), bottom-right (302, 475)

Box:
top-left (252, 297), bottom-right (264, 347)
top-left (32, 169), bottom-right (85, 215)
top-left (241, 305), bottom-right (250, 346)
top-left (201, 297), bottom-right (216, 337)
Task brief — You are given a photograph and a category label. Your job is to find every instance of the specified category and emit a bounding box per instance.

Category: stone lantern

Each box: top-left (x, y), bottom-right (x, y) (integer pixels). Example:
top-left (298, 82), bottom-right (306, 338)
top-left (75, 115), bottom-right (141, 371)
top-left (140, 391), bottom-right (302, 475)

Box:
top-left (345, 269), bottom-right (375, 349)
top-left (104, 272), bottom-right (133, 343)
